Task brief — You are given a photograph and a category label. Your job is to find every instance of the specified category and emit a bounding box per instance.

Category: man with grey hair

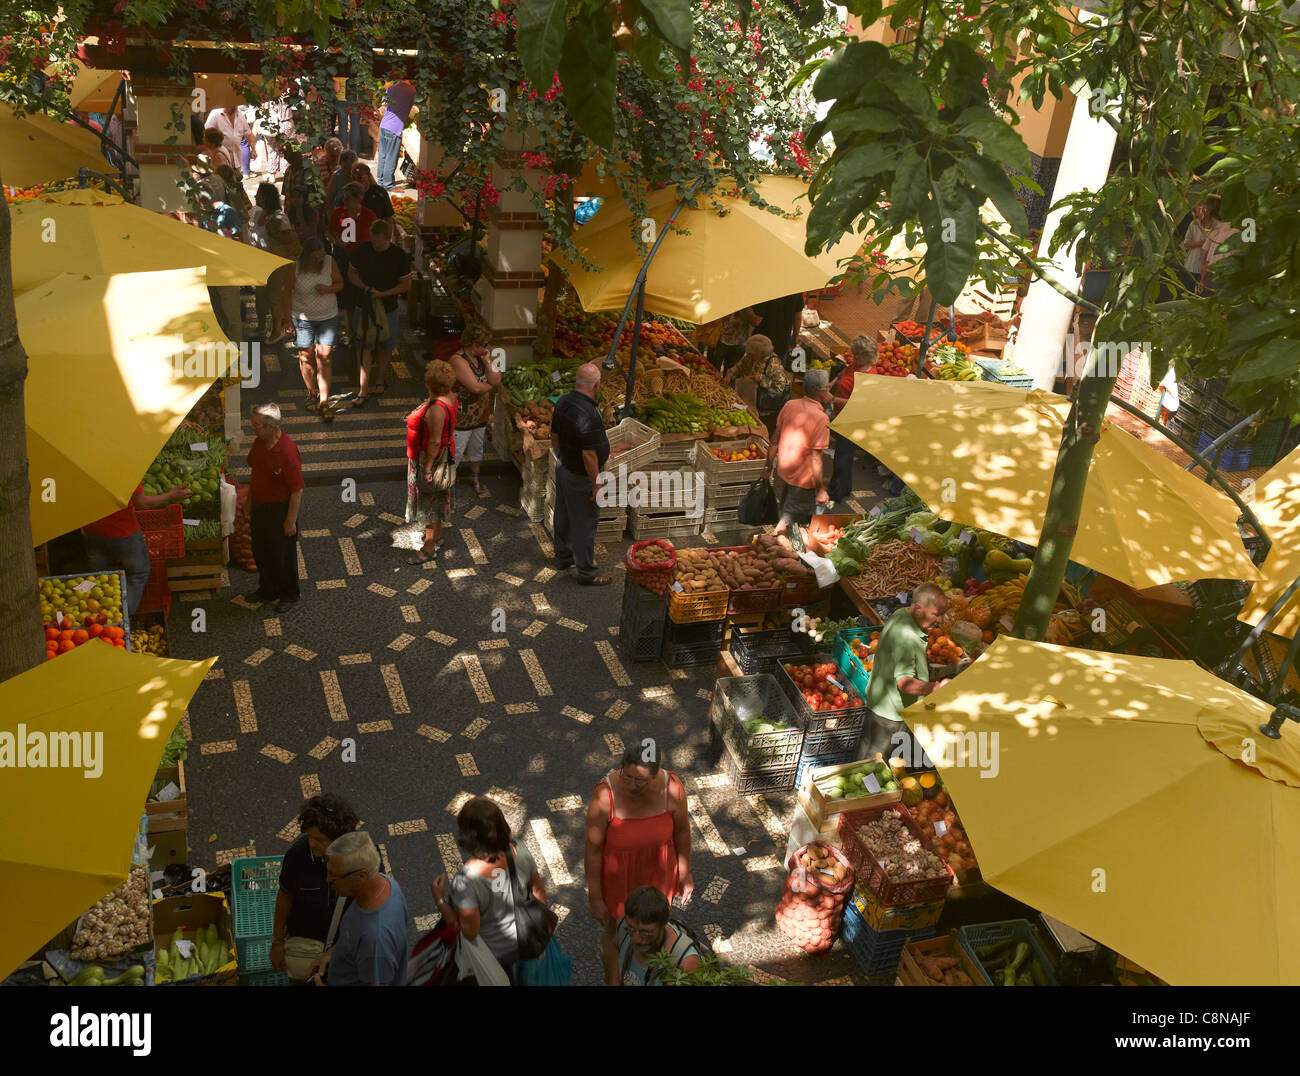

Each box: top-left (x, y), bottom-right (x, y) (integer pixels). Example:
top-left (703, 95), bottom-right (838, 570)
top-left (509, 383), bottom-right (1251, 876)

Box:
top-left (307, 832), bottom-right (409, 986)
top-left (762, 367), bottom-right (833, 534)
top-left (246, 403), bottom-right (305, 611)
top-left (550, 362), bottom-right (612, 585)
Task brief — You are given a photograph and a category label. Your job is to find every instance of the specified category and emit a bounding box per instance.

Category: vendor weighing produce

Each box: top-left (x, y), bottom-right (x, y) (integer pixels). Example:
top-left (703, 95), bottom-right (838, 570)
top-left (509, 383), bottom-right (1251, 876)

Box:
top-left (856, 583), bottom-right (950, 763)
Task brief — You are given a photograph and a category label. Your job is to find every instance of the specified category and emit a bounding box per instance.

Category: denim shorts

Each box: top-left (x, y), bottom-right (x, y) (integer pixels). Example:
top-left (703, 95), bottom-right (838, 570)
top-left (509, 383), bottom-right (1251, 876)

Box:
top-left (353, 305), bottom-right (400, 351)
top-left (294, 315), bottom-right (339, 349)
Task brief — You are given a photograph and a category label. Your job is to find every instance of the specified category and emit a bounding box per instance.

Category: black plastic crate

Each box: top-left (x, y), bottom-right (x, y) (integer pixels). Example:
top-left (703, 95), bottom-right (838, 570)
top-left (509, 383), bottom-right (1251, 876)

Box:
top-left (661, 618), bottom-right (725, 668)
top-left (795, 749), bottom-right (855, 789)
top-left (620, 580), bottom-right (668, 663)
top-left (721, 743), bottom-right (797, 794)
top-left (711, 674), bottom-right (805, 771)
top-left (730, 624), bottom-right (811, 675)
top-left (774, 654), bottom-right (870, 737)
top-left (802, 727), bottom-right (866, 757)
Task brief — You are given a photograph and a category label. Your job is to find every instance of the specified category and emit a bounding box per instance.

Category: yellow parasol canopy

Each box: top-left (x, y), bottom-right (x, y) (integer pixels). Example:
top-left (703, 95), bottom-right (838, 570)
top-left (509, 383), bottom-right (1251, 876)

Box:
top-left (20, 269), bottom-right (239, 545)
top-left (1, 106), bottom-right (109, 188)
top-left (832, 378), bottom-right (1259, 588)
top-left (0, 643), bottom-right (215, 982)
top-left (558, 174), bottom-right (863, 324)
top-left (9, 189), bottom-right (288, 292)
top-left (911, 636), bottom-right (1300, 985)
top-left (1238, 444), bottom-right (1300, 639)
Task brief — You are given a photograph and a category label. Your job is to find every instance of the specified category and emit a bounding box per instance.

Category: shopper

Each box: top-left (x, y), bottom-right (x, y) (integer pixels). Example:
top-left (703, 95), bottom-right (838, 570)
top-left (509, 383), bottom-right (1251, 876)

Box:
top-left (280, 238), bottom-right (342, 420)
top-left (347, 219), bottom-right (411, 405)
top-left (585, 744), bottom-right (694, 943)
top-left (827, 334), bottom-right (875, 504)
top-left (327, 181), bottom-right (376, 254)
top-left (715, 305), bottom-right (762, 374)
top-left (430, 796), bottom-right (548, 986)
top-left (450, 325), bottom-right (503, 498)
top-left (551, 362), bottom-right (611, 585)
top-left (251, 182), bottom-right (301, 344)
top-left (1200, 199), bottom-right (1240, 296)
top-left (377, 79), bottom-right (416, 190)
top-left (761, 367), bottom-right (833, 534)
top-left (270, 793), bottom-right (360, 984)
top-left (334, 76), bottom-right (363, 156)
top-left (398, 359), bottom-right (459, 564)
top-left (282, 145), bottom-right (324, 245)
top-left (600, 885), bottom-right (702, 986)
top-left (1179, 201), bottom-right (1211, 292)
top-left (81, 482), bottom-right (191, 616)
top-left (857, 582), bottom-right (950, 763)
top-left (727, 334), bottom-right (788, 436)
top-left (326, 149), bottom-right (359, 213)
top-left (309, 831), bottom-right (408, 986)
top-left (245, 403), bottom-right (305, 612)
top-left (204, 104), bottom-right (253, 174)
top-left (353, 162), bottom-right (395, 223)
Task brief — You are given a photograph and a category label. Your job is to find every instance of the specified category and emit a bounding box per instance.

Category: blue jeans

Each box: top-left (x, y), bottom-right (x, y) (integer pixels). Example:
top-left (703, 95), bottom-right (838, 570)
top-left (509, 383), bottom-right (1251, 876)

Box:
top-left (241, 137), bottom-right (251, 176)
top-left (377, 128), bottom-right (401, 190)
top-left (84, 530), bottom-right (151, 616)
top-left (335, 100), bottom-right (362, 155)
top-left (829, 432), bottom-right (857, 503)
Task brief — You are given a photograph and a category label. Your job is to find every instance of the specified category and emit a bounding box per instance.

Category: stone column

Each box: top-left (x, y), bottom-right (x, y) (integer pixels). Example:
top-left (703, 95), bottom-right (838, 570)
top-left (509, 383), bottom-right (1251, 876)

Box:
top-left (471, 129), bottom-right (546, 367)
top-left (126, 72), bottom-right (194, 212)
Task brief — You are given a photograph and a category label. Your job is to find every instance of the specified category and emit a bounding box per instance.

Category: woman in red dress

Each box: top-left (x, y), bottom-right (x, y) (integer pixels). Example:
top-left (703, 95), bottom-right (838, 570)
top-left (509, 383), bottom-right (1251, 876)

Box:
top-left (584, 745), bottom-right (695, 938)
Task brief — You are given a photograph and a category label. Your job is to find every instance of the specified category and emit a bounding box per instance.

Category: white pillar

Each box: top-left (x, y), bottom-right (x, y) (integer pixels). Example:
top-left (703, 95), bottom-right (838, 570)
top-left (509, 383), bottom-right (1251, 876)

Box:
top-left (1014, 15), bottom-right (1117, 390)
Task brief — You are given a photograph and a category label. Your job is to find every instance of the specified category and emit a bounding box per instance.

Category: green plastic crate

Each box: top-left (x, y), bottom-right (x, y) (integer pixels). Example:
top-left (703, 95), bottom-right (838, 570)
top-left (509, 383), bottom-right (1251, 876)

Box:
top-left (230, 855), bottom-right (283, 940)
top-left (831, 627), bottom-right (875, 702)
top-left (241, 969), bottom-right (290, 986)
top-left (236, 934), bottom-right (275, 974)
top-left (957, 919), bottom-right (1058, 985)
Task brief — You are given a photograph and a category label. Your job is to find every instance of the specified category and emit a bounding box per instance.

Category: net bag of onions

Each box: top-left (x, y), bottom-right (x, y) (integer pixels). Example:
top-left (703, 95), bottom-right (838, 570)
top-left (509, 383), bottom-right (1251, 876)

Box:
top-left (774, 841), bottom-right (855, 955)
top-left (625, 539), bottom-right (677, 595)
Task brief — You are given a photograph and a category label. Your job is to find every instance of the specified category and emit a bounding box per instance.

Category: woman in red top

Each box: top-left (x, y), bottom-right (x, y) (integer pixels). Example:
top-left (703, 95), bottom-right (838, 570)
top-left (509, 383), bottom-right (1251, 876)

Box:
top-left (395, 359), bottom-right (458, 564)
top-left (81, 481), bottom-right (190, 614)
top-left (585, 744), bottom-right (694, 938)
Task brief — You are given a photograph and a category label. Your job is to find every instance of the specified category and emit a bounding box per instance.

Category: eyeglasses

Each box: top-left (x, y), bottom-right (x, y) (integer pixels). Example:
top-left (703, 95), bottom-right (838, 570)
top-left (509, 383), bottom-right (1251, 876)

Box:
top-left (326, 868), bottom-right (362, 884)
top-left (621, 771), bottom-right (651, 787)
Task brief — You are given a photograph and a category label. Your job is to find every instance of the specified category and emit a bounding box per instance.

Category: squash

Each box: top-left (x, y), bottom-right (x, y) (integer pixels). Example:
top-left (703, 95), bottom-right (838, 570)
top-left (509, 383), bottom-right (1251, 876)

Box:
top-left (899, 776), bottom-right (924, 807)
top-left (917, 772), bottom-right (937, 790)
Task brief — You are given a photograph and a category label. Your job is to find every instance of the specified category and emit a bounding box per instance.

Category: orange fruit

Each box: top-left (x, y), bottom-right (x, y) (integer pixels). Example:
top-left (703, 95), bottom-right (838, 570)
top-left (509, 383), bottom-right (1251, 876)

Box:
top-left (44, 627), bottom-right (58, 641)
top-left (112, 638), bottom-right (126, 648)
top-left (72, 629), bottom-right (89, 644)
top-left (57, 640), bottom-right (75, 654)
top-left (105, 625), bottom-right (125, 640)
top-left (58, 629), bottom-right (73, 642)
top-left (88, 623), bottom-right (104, 638)
top-left (47, 650), bottom-right (58, 660)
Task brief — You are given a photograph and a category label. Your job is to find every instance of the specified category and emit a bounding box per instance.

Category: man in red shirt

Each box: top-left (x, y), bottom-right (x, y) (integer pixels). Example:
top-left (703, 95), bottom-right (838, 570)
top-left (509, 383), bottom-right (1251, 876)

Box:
top-left (761, 368), bottom-right (834, 535)
top-left (246, 403), bottom-right (306, 611)
top-left (82, 481), bottom-right (191, 614)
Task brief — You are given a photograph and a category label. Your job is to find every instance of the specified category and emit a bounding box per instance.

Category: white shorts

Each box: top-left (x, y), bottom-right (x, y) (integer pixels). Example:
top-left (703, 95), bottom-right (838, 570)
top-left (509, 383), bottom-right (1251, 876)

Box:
top-left (454, 426), bottom-right (486, 463)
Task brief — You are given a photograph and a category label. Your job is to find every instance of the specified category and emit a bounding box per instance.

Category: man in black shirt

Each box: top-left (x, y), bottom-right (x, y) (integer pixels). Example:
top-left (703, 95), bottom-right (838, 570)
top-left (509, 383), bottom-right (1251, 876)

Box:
top-left (551, 362), bottom-right (611, 585)
top-left (348, 219), bottom-right (412, 400)
top-left (271, 793), bottom-right (360, 983)
top-left (353, 162), bottom-right (395, 222)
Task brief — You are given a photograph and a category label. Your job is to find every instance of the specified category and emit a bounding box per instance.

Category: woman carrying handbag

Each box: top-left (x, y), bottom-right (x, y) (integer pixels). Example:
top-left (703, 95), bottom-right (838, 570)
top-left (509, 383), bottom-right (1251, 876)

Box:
top-left (429, 797), bottom-right (555, 986)
top-left (393, 359), bottom-right (458, 564)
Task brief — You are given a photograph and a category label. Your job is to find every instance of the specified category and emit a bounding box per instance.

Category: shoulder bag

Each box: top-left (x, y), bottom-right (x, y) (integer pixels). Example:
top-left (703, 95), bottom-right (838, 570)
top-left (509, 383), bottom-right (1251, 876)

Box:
top-left (420, 399), bottom-right (458, 492)
top-left (504, 846), bottom-right (557, 961)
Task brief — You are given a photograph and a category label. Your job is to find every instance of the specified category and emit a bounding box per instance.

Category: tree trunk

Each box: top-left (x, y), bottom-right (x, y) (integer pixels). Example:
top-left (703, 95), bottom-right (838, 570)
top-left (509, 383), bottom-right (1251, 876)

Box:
top-left (1011, 363), bottom-right (1116, 640)
top-left (0, 173), bottom-right (49, 681)
top-left (532, 158), bottom-right (581, 360)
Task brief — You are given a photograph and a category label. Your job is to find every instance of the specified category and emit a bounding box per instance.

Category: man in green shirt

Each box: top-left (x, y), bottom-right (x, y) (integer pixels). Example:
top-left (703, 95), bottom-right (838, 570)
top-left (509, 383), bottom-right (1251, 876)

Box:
top-left (857, 583), bottom-right (950, 764)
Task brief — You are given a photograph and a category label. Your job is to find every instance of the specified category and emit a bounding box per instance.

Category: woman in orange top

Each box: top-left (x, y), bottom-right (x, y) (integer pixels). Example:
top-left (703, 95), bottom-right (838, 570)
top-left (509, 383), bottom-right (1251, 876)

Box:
top-left (585, 745), bottom-right (694, 938)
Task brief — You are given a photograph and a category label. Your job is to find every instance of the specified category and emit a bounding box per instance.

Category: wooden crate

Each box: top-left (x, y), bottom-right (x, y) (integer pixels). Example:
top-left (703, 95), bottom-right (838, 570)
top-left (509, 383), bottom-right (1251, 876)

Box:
top-left (167, 538), bottom-right (226, 593)
top-left (898, 931), bottom-right (985, 987)
top-left (146, 758), bottom-right (187, 831)
top-left (797, 758), bottom-right (903, 830)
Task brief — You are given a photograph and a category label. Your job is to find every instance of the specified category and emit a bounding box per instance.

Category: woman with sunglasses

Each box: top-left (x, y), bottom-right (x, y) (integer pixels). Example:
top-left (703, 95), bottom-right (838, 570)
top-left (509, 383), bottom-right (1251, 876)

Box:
top-left (584, 743), bottom-right (695, 945)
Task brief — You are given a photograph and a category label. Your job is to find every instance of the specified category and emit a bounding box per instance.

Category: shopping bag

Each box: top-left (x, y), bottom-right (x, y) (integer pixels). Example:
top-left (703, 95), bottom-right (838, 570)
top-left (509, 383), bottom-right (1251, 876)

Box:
top-left (408, 917), bottom-right (467, 986)
top-left (737, 478), bottom-right (779, 526)
top-left (456, 934), bottom-right (510, 987)
top-left (516, 937), bottom-right (573, 987)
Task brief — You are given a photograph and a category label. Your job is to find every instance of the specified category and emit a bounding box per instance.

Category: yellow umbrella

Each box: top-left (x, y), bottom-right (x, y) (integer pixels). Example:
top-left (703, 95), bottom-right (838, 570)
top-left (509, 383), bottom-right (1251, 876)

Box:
top-left (9, 189), bottom-right (288, 292)
top-left (910, 636), bottom-right (1300, 985)
top-left (20, 269), bottom-right (239, 545)
top-left (1239, 444), bottom-right (1300, 639)
top-left (0, 643), bottom-right (215, 981)
top-left (0, 106), bottom-right (108, 188)
top-left (558, 174), bottom-right (863, 324)
top-left (832, 378), bottom-right (1260, 588)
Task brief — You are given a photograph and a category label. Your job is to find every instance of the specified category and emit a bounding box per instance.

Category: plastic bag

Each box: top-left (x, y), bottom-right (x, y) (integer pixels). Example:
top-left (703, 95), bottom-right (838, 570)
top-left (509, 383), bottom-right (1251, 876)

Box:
top-left (456, 935), bottom-right (510, 987)
top-left (219, 474), bottom-right (237, 538)
top-left (737, 478), bottom-right (779, 526)
top-left (516, 936), bottom-right (573, 986)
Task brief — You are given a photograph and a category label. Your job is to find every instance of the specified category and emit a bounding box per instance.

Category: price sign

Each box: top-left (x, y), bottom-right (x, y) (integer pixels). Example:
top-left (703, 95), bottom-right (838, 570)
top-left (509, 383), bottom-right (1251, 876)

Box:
top-left (189, 441), bottom-right (208, 452)
top-left (868, 505), bottom-right (883, 519)
top-left (826, 675), bottom-right (845, 693)
top-left (74, 579), bottom-right (96, 594)
top-left (183, 518), bottom-right (201, 527)
top-left (551, 370), bottom-right (562, 383)
top-left (731, 402), bottom-right (748, 409)
top-left (933, 819), bottom-right (947, 837)
top-left (671, 581), bottom-right (684, 593)
top-left (863, 772), bottom-right (882, 795)
top-left (155, 782), bottom-right (181, 803)
top-left (909, 526), bottom-right (924, 542)
top-left (896, 591), bottom-right (910, 603)
top-left (999, 615), bottom-right (1015, 632)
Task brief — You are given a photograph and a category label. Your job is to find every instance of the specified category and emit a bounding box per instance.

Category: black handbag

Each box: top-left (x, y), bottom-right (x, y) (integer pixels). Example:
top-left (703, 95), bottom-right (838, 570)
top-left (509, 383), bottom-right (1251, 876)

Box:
top-left (737, 477), bottom-right (780, 526)
top-left (505, 847), bottom-right (557, 961)
top-left (756, 381), bottom-right (791, 414)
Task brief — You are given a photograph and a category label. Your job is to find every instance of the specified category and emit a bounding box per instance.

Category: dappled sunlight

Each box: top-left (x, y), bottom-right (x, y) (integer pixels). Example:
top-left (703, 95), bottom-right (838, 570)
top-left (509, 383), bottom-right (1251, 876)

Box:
top-left (1239, 444), bottom-right (1300, 637)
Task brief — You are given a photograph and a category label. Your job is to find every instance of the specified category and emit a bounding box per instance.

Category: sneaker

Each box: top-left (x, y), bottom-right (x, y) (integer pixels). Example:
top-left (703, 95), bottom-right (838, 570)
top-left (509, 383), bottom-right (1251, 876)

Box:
top-left (553, 559), bottom-right (574, 571)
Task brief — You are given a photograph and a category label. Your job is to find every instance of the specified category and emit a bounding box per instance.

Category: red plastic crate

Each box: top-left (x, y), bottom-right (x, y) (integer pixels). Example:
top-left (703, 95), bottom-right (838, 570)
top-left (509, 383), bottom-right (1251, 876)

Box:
top-left (837, 804), bottom-right (954, 907)
top-left (136, 561), bottom-right (172, 617)
top-left (138, 504), bottom-right (185, 559)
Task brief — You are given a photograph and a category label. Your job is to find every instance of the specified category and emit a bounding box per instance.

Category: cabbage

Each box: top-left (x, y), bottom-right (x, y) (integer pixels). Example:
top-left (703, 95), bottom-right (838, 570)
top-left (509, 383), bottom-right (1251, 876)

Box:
top-left (905, 510), bottom-right (938, 531)
top-left (918, 529), bottom-right (946, 556)
top-left (944, 537), bottom-right (965, 558)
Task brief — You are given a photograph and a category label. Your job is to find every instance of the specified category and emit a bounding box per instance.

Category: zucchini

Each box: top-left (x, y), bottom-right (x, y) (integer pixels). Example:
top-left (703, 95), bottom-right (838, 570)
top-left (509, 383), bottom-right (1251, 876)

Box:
top-left (1029, 958), bottom-right (1049, 986)
top-left (1016, 971), bottom-right (1034, 986)
top-left (977, 939), bottom-right (1015, 959)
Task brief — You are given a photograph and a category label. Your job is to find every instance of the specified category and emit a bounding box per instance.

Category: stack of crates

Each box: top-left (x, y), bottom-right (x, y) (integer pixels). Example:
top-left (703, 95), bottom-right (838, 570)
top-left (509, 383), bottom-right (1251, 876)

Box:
top-left (661, 617), bottom-right (725, 668)
top-left (840, 883), bottom-right (944, 984)
top-left (709, 674), bottom-right (804, 794)
top-left (619, 579), bottom-right (668, 664)
top-left (231, 855), bottom-right (287, 986)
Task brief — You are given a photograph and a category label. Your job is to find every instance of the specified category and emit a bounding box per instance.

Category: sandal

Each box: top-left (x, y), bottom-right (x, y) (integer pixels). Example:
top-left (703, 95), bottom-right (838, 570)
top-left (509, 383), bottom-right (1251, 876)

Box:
top-left (406, 550), bottom-right (435, 564)
top-left (473, 482), bottom-right (491, 498)
top-left (319, 400), bottom-right (336, 423)
top-left (372, 383), bottom-right (387, 395)
top-left (352, 394), bottom-right (369, 408)
top-left (304, 396), bottom-right (318, 412)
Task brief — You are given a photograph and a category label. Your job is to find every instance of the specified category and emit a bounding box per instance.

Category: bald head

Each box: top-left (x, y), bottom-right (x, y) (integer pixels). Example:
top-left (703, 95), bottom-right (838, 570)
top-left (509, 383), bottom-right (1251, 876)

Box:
top-left (575, 363), bottom-right (601, 398)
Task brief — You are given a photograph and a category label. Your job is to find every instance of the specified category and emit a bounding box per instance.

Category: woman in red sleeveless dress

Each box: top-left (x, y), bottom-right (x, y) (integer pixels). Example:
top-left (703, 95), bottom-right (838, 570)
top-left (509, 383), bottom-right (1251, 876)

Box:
top-left (585, 746), bottom-right (695, 933)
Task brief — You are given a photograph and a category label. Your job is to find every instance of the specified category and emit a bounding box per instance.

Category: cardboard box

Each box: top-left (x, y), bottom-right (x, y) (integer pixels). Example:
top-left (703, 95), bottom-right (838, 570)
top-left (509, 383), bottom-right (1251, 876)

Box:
top-left (152, 892), bottom-right (237, 985)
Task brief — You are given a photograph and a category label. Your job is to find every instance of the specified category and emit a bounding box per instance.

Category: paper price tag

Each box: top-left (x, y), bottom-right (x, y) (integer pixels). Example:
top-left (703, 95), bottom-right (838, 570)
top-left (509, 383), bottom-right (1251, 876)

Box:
top-left (863, 772), bottom-right (882, 795)
top-left (896, 591), bottom-right (910, 603)
top-left (176, 939), bottom-right (195, 958)
top-left (671, 581), bottom-right (684, 593)
top-left (933, 819), bottom-right (947, 837)
top-left (551, 370), bottom-right (562, 383)
top-left (74, 579), bottom-right (96, 594)
top-left (155, 782), bottom-right (181, 803)
top-left (999, 615), bottom-right (1015, 631)
top-left (868, 505), bottom-right (882, 519)
top-left (826, 675), bottom-right (845, 693)
top-left (183, 518), bottom-right (201, 527)
top-left (962, 530), bottom-right (977, 545)
top-left (189, 441), bottom-right (208, 452)
top-left (731, 401), bottom-right (748, 409)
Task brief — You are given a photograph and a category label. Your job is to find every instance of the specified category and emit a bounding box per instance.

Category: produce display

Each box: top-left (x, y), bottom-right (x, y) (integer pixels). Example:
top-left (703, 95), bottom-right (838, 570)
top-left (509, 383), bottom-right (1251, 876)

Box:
top-left (145, 430), bottom-right (226, 513)
top-left (182, 381), bottom-right (226, 429)
top-left (155, 924), bottom-right (228, 983)
top-left (638, 392), bottom-right (715, 434)
top-left (926, 631), bottom-right (967, 666)
top-left (67, 963), bottom-right (146, 986)
top-left (872, 340), bottom-right (919, 376)
top-left (975, 937), bottom-right (1052, 987)
top-left (893, 320), bottom-right (943, 345)
top-left (848, 630), bottom-right (880, 672)
top-left (502, 356), bottom-right (580, 406)
top-left (708, 441), bottom-right (763, 462)
top-left (632, 544), bottom-right (672, 566)
top-left (71, 869), bottom-right (151, 961)
top-left (781, 660), bottom-right (863, 713)
top-left (804, 615), bottom-right (859, 645)
top-left (41, 573), bottom-right (128, 659)
top-left (514, 399), bottom-right (554, 440)
top-left (184, 518), bottom-right (224, 543)
top-left (815, 757), bottom-right (898, 800)
top-left (740, 714), bottom-right (795, 735)
top-left (927, 340), bottom-right (983, 380)
top-left (673, 536), bottom-right (812, 592)
top-left (774, 842), bottom-right (853, 954)
top-left (909, 789), bottom-right (978, 875)
top-left (857, 812), bottom-right (948, 884)
top-left (673, 548), bottom-right (727, 592)
top-left (849, 540), bottom-right (942, 598)
top-left (913, 947), bottom-right (976, 986)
